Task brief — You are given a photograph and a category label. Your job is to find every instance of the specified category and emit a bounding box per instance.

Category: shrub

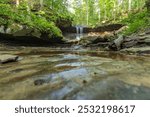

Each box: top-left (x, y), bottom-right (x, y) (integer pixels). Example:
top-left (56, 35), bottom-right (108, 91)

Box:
top-left (121, 9), bottom-right (150, 35)
top-left (0, 3), bottom-right (62, 38)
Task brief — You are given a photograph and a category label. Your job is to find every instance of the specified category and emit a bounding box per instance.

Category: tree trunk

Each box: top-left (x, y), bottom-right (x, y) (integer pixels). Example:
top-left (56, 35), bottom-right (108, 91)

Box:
top-left (16, 0), bottom-right (19, 7)
top-left (113, 2), bottom-right (116, 21)
top-left (128, 0), bottom-right (132, 11)
top-left (86, 0), bottom-right (89, 25)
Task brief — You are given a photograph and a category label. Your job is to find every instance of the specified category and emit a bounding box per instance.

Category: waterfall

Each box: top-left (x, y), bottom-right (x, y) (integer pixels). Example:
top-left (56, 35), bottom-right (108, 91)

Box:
top-left (75, 26), bottom-right (83, 40)
top-left (76, 26), bottom-right (79, 35)
top-left (79, 26), bottom-right (83, 34)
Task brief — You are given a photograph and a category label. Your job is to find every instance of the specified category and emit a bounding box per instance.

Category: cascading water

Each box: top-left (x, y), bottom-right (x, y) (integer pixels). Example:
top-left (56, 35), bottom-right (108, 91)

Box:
top-left (80, 26), bottom-right (83, 34)
top-left (76, 26), bottom-right (79, 35)
top-left (75, 26), bottom-right (83, 40)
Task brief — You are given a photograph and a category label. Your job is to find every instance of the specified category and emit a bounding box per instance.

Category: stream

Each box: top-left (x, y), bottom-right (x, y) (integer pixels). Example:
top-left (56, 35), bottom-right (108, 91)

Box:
top-left (0, 46), bottom-right (150, 100)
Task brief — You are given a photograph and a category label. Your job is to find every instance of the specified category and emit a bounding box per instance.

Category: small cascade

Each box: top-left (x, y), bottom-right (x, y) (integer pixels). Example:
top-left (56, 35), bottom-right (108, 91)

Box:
top-left (75, 26), bottom-right (84, 40)
top-left (80, 26), bottom-right (83, 34)
top-left (76, 26), bottom-right (79, 35)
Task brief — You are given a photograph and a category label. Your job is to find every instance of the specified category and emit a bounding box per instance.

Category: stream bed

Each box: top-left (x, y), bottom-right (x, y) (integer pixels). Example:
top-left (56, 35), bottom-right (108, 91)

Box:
top-left (0, 46), bottom-right (150, 100)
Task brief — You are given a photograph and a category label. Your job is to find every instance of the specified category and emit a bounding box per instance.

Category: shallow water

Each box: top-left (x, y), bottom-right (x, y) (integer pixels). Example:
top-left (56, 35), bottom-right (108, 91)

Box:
top-left (0, 46), bottom-right (150, 100)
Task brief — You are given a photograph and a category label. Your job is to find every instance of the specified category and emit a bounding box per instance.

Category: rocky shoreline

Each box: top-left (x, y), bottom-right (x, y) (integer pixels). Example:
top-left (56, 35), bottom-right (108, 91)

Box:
top-left (0, 23), bottom-right (150, 56)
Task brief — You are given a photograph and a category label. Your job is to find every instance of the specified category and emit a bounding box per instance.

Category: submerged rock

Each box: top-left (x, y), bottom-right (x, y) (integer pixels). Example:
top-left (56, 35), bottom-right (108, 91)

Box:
top-left (34, 79), bottom-right (48, 86)
top-left (67, 79), bottom-right (150, 100)
top-left (0, 54), bottom-right (19, 64)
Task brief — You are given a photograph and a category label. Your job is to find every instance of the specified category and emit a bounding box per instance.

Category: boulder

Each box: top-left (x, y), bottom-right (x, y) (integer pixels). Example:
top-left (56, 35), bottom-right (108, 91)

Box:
top-left (0, 54), bottom-right (19, 64)
top-left (34, 79), bottom-right (48, 86)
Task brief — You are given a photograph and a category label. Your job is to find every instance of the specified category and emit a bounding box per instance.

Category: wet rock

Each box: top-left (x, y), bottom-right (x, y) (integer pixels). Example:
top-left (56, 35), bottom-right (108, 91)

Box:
top-left (138, 50), bottom-right (150, 54)
top-left (34, 79), bottom-right (48, 86)
top-left (92, 37), bottom-right (108, 44)
top-left (10, 68), bottom-right (24, 73)
top-left (79, 36), bottom-right (99, 45)
top-left (79, 35), bottom-right (110, 47)
top-left (121, 47), bottom-right (150, 55)
top-left (83, 80), bottom-right (87, 84)
top-left (67, 79), bottom-right (150, 100)
top-left (0, 54), bottom-right (19, 64)
top-left (0, 46), bottom-right (150, 100)
top-left (145, 30), bottom-right (150, 34)
top-left (109, 29), bottom-right (150, 52)
top-left (94, 72), bottom-right (97, 75)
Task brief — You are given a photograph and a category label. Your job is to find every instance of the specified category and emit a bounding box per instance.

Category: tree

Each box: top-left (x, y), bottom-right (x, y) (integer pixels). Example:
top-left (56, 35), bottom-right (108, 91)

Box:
top-left (128, 0), bottom-right (132, 11)
top-left (16, 0), bottom-right (19, 6)
top-left (146, 0), bottom-right (150, 12)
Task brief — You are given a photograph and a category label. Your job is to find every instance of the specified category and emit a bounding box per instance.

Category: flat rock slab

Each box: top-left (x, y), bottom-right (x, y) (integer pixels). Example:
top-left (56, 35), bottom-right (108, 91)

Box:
top-left (0, 54), bottom-right (19, 64)
top-left (121, 47), bottom-right (150, 55)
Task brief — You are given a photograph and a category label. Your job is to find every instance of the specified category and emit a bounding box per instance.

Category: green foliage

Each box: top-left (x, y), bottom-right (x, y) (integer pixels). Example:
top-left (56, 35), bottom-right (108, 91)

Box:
top-left (0, 0), bottom-right (10, 4)
top-left (121, 9), bottom-right (150, 35)
top-left (30, 14), bottom-right (62, 37)
top-left (1, 0), bottom-right (148, 37)
top-left (0, 4), bottom-right (13, 26)
top-left (72, 0), bottom-right (146, 26)
top-left (0, 2), bottom-right (64, 38)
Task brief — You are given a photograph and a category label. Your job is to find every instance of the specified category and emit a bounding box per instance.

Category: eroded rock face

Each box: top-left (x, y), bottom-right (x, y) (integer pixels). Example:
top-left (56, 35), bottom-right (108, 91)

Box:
top-left (0, 23), bottom-right (64, 46)
top-left (78, 31), bottom-right (116, 47)
top-left (79, 35), bottom-right (108, 47)
top-left (109, 29), bottom-right (150, 52)
top-left (60, 24), bottom-right (124, 33)
top-left (63, 25), bottom-right (125, 48)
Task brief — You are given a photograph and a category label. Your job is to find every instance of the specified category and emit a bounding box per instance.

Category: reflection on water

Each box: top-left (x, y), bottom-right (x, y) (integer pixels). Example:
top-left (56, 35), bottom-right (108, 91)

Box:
top-left (0, 47), bottom-right (150, 100)
top-left (67, 79), bottom-right (150, 100)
